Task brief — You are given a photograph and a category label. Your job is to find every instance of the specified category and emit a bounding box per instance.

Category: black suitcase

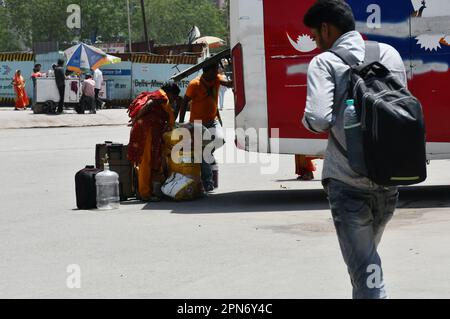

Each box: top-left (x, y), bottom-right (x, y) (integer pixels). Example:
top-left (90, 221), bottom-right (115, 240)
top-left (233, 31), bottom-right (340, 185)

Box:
top-left (75, 165), bottom-right (102, 209)
top-left (95, 141), bottom-right (136, 201)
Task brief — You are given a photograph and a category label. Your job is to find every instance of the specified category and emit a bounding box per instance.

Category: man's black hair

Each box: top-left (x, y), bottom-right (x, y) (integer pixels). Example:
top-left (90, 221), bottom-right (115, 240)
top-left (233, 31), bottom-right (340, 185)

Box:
top-left (34, 64), bottom-right (41, 68)
top-left (57, 59), bottom-right (65, 66)
top-left (85, 74), bottom-right (92, 79)
top-left (303, 0), bottom-right (355, 34)
top-left (202, 62), bottom-right (219, 74)
top-left (161, 81), bottom-right (181, 96)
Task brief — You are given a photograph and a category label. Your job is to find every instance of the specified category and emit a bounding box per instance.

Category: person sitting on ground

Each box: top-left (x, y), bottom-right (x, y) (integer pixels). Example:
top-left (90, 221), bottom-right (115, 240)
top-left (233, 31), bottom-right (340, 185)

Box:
top-left (127, 82), bottom-right (180, 202)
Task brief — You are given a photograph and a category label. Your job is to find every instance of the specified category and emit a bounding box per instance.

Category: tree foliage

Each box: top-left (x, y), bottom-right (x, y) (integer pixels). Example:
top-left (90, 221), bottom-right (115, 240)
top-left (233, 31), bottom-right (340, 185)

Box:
top-left (144, 0), bottom-right (228, 44)
top-left (0, 5), bottom-right (21, 51)
top-left (0, 0), bottom-right (228, 52)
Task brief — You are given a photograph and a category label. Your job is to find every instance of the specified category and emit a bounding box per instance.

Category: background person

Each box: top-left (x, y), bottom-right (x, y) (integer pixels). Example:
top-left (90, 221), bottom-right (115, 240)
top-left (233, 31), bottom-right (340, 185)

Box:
top-left (31, 64), bottom-right (43, 110)
top-left (93, 68), bottom-right (105, 109)
top-left (218, 66), bottom-right (229, 111)
top-left (31, 64), bottom-right (43, 84)
top-left (178, 63), bottom-right (233, 192)
top-left (127, 82), bottom-right (180, 202)
top-left (54, 59), bottom-right (66, 114)
top-left (12, 70), bottom-right (29, 110)
top-left (81, 74), bottom-right (97, 114)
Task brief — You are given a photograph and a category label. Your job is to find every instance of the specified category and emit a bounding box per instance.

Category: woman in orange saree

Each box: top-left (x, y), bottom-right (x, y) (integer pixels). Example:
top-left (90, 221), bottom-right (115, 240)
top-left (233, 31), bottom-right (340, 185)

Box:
top-left (12, 70), bottom-right (29, 110)
top-left (127, 82), bottom-right (180, 201)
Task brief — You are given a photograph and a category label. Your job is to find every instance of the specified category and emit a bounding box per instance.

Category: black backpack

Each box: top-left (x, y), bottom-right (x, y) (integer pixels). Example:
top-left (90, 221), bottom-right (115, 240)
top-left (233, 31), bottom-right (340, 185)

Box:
top-left (329, 41), bottom-right (427, 186)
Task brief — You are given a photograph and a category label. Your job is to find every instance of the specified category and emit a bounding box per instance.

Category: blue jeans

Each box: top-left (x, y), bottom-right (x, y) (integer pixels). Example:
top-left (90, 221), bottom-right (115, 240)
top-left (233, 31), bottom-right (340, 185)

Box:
top-left (324, 178), bottom-right (398, 299)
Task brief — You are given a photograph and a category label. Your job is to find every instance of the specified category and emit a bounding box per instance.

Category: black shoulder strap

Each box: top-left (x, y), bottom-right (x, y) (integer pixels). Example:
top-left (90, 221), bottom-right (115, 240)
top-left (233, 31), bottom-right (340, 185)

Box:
top-left (328, 41), bottom-right (380, 66)
top-left (328, 47), bottom-right (359, 67)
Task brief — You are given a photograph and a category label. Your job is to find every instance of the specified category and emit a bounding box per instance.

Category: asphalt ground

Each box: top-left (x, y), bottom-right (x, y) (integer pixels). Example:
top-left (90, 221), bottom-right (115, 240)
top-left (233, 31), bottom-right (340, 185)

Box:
top-left (1, 93), bottom-right (450, 298)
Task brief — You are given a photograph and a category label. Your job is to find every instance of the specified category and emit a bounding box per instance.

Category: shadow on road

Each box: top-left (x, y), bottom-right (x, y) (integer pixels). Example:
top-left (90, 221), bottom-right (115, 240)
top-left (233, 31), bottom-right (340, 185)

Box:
top-left (138, 189), bottom-right (329, 214)
top-left (121, 185), bottom-right (450, 214)
top-left (398, 185), bottom-right (450, 209)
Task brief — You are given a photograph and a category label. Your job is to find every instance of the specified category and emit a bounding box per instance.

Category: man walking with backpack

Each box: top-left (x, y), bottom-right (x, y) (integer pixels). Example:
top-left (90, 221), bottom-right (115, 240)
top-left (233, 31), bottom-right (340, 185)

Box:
top-left (301, 0), bottom-right (420, 299)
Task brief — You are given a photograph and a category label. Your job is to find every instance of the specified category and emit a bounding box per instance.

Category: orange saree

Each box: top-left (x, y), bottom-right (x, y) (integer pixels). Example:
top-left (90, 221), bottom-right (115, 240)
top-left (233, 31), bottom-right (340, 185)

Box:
top-left (128, 90), bottom-right (175, 200)
top-left (295, 155), bottom-right (317, 176)
top-left (12, 72), bottom-right (29, 109)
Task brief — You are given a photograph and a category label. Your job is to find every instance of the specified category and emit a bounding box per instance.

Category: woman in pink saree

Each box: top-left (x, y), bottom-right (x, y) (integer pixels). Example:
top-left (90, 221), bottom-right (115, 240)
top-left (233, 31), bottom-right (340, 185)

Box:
top-left (12, 70), bottom-right (29, 110)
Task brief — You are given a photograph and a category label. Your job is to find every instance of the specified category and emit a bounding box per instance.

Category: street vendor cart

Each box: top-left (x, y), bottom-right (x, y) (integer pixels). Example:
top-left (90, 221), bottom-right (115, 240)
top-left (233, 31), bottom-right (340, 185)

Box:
top-left (33, 77), bottom-right (81, 114)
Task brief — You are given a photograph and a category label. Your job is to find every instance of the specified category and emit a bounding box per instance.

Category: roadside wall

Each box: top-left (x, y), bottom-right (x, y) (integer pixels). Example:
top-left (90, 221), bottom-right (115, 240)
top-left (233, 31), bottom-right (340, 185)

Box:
top-left (0, 53), bottom-right (34, 106)
top-left (0, 52), bottom-right (201, 107)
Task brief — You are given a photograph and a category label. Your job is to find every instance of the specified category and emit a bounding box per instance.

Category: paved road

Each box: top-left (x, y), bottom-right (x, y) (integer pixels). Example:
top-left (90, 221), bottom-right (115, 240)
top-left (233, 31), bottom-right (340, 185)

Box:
top-left (1, 105), bottom-right (450, 299)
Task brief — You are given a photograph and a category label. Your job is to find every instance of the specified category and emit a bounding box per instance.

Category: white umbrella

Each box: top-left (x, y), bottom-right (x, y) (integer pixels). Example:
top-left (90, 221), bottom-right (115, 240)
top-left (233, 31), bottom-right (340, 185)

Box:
top-left (193, 36), bottom-right (226, 48)
top-left (104, 54), bottom-right (122, 65)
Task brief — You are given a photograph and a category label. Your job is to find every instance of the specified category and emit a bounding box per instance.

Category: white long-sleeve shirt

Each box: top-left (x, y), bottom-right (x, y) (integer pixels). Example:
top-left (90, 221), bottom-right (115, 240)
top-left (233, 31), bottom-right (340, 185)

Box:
top-left (302, 31), bottom-right (407, 189)
top-left (93, 68), bottom-right (103, 90)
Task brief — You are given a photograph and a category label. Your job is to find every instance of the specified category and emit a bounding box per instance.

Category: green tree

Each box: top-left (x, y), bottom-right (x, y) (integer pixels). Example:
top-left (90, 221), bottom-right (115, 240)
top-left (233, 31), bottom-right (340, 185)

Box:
top-left (0, 5), bottom-right (21, 51)
top-left (0, 0), bottom-right (229, 52)
top-left (138, 0), bottom-right (228, 44)
top-left (1, 0), bottom-right (73, 50)
top-left (79, 0), bottom-right (129, 44)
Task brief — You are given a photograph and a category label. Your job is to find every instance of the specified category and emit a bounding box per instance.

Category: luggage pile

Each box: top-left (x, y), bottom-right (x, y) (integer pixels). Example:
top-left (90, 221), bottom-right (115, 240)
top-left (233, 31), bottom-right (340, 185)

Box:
top-left (75, 130), bottom-right (210, 208)
top-left (95, 142), bottom-right (136, 201)
top-left (75, 141), bottom-right (137, 210)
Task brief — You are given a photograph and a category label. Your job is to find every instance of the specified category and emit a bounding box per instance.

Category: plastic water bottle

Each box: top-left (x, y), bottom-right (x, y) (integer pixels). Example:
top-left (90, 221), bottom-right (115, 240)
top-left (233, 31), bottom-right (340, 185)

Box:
top-left (344, 99), bottom-right (368, 176)
top-left (96, 158), bottom-right (120, 210)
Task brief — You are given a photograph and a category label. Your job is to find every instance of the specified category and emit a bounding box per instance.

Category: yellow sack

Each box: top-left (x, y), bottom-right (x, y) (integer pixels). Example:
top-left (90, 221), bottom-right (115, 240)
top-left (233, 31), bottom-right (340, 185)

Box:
top-left (162, 129), bottom-right (203, 199)
top-left (168, 151), bottom-right (201, 179)
top-left (163, 130), bottom-right (183, 152)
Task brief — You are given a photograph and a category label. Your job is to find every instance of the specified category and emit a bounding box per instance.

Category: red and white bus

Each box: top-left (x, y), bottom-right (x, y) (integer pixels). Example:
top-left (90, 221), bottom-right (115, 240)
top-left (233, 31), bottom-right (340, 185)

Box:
top-left (230, 0), bottom-right (450, 160)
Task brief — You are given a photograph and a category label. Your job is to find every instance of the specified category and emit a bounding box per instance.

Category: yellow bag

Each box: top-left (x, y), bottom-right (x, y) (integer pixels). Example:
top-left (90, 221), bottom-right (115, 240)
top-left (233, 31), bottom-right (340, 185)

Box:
top-left (162, 129), bottom-right (203, 199)
top-left (168, 151), bottom-right (201, 178)
top-left (163, 130), bottom-right (183, 152)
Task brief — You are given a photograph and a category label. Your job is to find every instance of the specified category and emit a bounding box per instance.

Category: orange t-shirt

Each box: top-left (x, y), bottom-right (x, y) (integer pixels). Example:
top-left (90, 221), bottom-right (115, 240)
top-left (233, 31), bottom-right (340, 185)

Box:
top-left (185, 74), bottom-right (223, 124)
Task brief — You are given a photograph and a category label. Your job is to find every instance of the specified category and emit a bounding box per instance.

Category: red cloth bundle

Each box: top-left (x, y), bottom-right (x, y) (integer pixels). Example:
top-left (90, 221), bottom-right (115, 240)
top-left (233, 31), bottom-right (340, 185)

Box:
top-left (127, 90), bottom-right (169, 166)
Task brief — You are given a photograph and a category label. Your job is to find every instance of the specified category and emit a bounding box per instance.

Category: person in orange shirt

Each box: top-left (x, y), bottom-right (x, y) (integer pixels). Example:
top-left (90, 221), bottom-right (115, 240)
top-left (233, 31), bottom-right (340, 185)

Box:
top-left (128, 82), bottom-right (180, 201)
top-left (179, 62), bottom-right (233, 192)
